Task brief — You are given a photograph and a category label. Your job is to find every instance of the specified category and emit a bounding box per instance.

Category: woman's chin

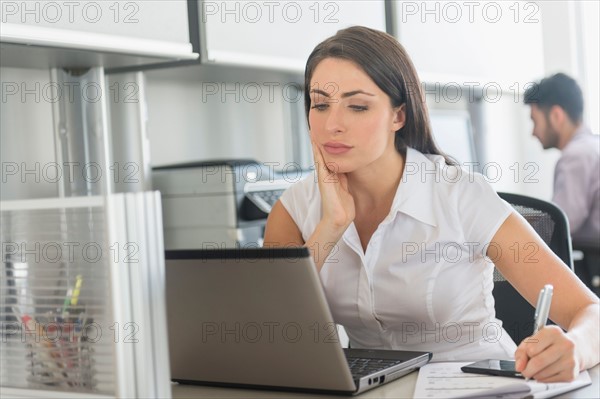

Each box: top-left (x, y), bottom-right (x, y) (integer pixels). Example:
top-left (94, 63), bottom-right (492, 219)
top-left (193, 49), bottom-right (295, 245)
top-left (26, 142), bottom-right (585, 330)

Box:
top-left (323, 161), bottom-right (357, 174)
top-left (327, 163), bottom-right (357, 173)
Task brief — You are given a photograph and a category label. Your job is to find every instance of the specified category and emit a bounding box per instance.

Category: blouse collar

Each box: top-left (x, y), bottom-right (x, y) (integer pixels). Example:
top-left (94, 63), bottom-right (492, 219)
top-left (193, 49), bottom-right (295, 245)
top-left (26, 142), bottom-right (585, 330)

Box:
top-left (388, 147), bottom-right (441, 227)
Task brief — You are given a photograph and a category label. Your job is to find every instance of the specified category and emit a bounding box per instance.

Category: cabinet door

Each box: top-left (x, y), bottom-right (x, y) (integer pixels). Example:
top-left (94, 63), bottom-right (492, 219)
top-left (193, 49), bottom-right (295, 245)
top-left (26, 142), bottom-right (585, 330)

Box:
top-left (2, 0), bottom-right (190, 44)
top-left (1, 1), bottom-right (196, 67)
top-left (199, 0), bottom-right (386, 72)
top-left (393, 0), bottom-right (544, 88)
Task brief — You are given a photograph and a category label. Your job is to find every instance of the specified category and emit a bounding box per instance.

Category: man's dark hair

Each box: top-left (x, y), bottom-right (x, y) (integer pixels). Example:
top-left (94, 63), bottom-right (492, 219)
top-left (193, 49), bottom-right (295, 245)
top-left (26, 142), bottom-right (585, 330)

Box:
top-left (524, 73), bottom-right (584, 124)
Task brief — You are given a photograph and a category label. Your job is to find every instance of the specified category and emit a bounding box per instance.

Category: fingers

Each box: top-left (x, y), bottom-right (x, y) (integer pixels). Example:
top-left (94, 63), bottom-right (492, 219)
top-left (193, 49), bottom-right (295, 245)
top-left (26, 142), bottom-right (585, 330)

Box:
top-left (338, 172), bottom-right (349, 192)
top-left (514, 350), bottom-right (529, 374)
top-left (514, 335), bottom-right (531, 369)
top-left (520, 342), bottom-right (562, 378)
top-left (514, 326), bottom-right (578, 381)
top-left (310, 137), bottom-right (330, 176)
top-left (516, 326), bottom-right (561, 360)
top-left (311, 137), bottom-right (340, 181)
top-left (530, 354), bottom-right (578, 382)
top-left (520, 330), bottom-right (554, 359)
top-left (310, 137), bottom-right (321, 168)
top-left (515, 333), bottom-right (546, 373)
top-left (310, 136), bottom-right (320, 161)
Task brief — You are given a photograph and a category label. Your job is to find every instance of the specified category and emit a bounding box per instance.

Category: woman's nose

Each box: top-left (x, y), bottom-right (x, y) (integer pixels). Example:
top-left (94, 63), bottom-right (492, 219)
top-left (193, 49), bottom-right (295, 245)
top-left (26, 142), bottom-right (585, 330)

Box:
top-left (324, 104), bottom-right (344, 134)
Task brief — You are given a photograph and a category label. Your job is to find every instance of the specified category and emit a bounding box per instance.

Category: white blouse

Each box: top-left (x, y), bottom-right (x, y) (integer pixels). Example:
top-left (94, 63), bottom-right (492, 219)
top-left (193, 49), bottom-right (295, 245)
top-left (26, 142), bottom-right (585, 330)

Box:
top-left (279, 147), bottom-right (518, 362)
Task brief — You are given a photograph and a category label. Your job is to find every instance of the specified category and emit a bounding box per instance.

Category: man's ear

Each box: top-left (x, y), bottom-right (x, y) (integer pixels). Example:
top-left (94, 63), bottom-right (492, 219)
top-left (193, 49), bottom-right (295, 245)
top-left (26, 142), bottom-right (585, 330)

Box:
top-left (392, 104), bottom-right (406, 131)
top-left (548, 105), bottom-right (565, 127)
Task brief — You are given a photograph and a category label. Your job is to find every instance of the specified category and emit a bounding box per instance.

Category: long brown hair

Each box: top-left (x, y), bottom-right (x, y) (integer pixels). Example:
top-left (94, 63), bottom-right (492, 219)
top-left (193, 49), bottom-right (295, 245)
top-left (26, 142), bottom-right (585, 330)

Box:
top-left (304, 26), bottom-right (452, 164)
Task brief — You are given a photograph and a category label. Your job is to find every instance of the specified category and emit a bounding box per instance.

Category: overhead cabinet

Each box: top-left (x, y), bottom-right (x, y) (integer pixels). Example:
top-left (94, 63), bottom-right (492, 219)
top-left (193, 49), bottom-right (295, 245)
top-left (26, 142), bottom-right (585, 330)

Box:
top-left (195, 0), bottom-right (387, 72)
top-left (0, 0), bottom-right (198, 69)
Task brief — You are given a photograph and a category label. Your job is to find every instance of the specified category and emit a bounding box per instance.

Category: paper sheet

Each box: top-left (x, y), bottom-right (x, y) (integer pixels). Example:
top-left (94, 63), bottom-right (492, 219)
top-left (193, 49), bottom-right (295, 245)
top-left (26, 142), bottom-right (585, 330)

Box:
top-left (413, 362), bottom-right (591, 399)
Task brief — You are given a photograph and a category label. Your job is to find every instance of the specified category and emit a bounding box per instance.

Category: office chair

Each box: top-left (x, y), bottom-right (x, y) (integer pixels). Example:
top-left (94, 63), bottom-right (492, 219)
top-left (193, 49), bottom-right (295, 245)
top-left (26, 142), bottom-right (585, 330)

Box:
top-left (493, 192), bottom-right (573, 345)
top-left (572, 240), bottom-right (600, 297)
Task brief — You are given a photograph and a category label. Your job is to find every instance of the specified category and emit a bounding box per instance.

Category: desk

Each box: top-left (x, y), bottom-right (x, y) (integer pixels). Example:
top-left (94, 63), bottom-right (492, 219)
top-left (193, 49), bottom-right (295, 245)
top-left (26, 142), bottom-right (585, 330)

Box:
top-left (173, 364), bottom-right (599, 398)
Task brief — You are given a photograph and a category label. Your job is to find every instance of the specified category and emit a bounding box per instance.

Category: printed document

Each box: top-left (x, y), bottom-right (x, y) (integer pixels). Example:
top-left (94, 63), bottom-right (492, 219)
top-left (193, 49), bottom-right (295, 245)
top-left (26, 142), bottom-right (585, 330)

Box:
top-left (414, 362), bottom-right (591, 398)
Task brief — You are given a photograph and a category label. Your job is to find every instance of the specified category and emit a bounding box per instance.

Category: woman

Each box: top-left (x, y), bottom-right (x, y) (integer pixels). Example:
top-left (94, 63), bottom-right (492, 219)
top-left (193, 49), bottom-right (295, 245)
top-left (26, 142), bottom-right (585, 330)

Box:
top-left (263, 26), bottom-right (599, 382)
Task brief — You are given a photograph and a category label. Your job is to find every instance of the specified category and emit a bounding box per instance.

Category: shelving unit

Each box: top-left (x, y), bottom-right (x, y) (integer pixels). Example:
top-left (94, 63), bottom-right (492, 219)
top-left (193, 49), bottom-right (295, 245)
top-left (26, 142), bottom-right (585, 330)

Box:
top-left (1, 2), bottom-right (189, 398)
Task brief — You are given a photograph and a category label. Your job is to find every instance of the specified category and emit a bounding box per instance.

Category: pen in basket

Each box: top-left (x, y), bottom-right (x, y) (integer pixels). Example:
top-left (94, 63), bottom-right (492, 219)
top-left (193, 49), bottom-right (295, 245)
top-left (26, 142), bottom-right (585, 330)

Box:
top-left (61, 274), bottom-right (83, 319)
top-left (13, 274), bottom-right (96, 389)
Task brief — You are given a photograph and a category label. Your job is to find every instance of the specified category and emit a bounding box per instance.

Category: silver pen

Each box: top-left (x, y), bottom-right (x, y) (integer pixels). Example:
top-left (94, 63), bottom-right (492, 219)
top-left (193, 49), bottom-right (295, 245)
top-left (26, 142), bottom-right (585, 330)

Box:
top-left (533, 284), bottom-right (554, 333)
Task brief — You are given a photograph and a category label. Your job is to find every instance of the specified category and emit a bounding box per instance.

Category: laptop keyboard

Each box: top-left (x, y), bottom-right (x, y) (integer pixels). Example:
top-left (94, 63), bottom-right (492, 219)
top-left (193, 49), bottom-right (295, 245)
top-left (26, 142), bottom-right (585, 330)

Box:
top-left (346, 357), bottom-right (403, 379)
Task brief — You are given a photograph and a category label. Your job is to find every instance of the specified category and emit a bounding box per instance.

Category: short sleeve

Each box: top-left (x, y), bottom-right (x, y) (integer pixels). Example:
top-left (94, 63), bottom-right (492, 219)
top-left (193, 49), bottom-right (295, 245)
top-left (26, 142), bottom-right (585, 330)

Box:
top-left (277, 172), bottom-right (318, 241)
top-left (458, 173), bottom-right (513, 249)
top-left (278, 183), bottom-right (301, 229)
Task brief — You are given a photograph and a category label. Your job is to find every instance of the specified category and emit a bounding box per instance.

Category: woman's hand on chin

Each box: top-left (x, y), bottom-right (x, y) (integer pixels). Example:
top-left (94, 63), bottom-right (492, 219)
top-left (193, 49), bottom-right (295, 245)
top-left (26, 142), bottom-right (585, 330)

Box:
top-left (311, 138), bottom-right (355, 232)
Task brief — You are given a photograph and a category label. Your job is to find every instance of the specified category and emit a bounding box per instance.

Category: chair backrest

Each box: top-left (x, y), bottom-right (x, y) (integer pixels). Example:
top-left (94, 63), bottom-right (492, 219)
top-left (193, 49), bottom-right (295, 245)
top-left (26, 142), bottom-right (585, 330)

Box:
top-left (572, 240), bottom-right (600, 297)
top-left (493, 192), bottom-right (573, 345)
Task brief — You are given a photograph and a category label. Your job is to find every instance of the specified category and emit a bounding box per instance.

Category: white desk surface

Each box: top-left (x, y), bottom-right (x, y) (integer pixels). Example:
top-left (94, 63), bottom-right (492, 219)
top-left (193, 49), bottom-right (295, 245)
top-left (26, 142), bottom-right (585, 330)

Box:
top-left (173, 364), bottom-right (599, 398)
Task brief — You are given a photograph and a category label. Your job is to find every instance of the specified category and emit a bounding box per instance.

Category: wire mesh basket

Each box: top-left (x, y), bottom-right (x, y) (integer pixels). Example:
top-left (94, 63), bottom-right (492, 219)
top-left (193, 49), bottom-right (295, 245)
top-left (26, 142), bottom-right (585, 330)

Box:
top-left (2, 192), bottom-right (172, 398)
top-left (17, 307), bottom-right (97, 390)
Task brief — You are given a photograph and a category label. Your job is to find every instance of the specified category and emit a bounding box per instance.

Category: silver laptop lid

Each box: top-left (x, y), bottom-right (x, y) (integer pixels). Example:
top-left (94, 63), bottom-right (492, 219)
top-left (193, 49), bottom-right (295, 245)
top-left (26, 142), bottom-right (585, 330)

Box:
top-left (165, 248), bottom-right (356, 393)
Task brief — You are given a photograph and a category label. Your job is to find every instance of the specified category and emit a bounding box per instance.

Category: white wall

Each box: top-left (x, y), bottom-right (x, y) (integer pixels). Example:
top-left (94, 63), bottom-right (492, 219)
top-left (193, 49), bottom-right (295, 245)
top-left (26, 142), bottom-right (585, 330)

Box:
top-left (539, 0), bottom-right (598, 133)
top-left (474, 0), bottom-right (567, 200)
top-left (479, 0), bottom-right (597, 201)
top-left (579, 0), bottom-right (600, 134)
top-left (481, 95), bottom-right (560, 200)
top-left (144, 64), bottom-right (298, 169)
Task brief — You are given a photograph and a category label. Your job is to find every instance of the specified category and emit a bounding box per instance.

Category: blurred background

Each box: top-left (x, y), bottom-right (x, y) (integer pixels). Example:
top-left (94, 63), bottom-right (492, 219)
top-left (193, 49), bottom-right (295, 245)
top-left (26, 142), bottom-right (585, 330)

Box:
top-left (2, 0), bottom-right (598, 202)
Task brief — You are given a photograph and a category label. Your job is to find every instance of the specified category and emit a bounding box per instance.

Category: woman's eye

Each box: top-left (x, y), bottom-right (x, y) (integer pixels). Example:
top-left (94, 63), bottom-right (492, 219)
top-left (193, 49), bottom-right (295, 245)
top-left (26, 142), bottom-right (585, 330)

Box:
top-left (311, 103), bottom-right (328, 111)
top-left (349, 105), bottom-right (368, 112)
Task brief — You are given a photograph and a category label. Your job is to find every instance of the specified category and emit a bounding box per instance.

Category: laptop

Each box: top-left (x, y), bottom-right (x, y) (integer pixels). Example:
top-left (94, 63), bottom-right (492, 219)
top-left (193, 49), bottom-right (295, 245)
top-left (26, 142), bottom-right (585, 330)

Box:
top-left (165, 247), bottom-right (432, 395)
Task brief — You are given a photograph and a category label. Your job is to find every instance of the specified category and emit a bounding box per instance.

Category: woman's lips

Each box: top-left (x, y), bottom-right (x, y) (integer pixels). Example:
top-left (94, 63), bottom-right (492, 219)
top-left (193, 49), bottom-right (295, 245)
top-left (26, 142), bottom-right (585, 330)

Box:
top-left (323, 142), bottom-right (353, 155)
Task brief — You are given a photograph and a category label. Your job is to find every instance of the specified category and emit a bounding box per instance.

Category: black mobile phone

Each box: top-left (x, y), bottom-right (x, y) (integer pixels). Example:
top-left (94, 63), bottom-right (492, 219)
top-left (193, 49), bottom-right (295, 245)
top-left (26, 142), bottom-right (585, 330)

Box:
top-left (461, 359), bottom-right (524, 378)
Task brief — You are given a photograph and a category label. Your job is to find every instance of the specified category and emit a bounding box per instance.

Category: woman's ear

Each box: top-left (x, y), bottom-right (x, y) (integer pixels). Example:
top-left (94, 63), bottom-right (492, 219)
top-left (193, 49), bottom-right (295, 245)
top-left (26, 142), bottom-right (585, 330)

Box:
top-left (392, 104), bottom-right (406, 131)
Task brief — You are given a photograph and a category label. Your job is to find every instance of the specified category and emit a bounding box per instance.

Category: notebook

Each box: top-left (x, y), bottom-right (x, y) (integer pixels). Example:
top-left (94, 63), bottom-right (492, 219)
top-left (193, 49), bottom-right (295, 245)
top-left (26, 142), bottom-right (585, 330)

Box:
top-left (165, 247), bottom-right (432, 395)
top-left (414, 362), bottom-right (592, 398)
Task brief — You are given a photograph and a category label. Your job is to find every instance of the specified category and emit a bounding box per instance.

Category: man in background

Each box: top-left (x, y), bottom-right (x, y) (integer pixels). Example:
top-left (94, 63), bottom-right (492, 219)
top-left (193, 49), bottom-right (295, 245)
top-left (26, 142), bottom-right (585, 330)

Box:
top-left (524, 73), bottom-right (599, 294)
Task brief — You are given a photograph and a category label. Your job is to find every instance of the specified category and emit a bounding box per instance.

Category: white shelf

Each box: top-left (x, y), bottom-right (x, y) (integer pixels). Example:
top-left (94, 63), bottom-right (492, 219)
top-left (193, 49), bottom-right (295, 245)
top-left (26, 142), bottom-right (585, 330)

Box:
top-left (0, 23), bottom-right (198, 69)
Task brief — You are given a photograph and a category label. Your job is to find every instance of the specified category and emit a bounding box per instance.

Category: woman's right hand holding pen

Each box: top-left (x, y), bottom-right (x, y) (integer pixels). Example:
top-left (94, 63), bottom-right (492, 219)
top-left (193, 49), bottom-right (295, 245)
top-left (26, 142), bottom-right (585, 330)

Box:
top-left (514, 325), bottom-right (579, 382)
top-left (305, 138), bottom-right (355, 271)
top-left (514, 284), bottom-right (590, 382)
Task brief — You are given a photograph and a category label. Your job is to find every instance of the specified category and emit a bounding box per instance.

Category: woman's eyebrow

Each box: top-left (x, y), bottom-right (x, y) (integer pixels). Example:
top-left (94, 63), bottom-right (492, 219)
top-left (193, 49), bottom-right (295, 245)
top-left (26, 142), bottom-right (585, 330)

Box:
top-left (310, 89), bottom-right (375, 98)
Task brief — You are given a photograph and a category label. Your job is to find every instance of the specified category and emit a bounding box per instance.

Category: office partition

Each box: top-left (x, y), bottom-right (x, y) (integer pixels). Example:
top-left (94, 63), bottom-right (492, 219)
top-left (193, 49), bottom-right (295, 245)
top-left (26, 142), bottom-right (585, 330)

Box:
top-left (1, 192), bottom-right (171, 398)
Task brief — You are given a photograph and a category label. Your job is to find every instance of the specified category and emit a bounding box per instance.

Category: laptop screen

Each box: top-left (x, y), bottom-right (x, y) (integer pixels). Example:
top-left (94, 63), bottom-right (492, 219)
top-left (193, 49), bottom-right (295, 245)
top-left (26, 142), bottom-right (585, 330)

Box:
top-left (164, 247), bottom-right (358, 392)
